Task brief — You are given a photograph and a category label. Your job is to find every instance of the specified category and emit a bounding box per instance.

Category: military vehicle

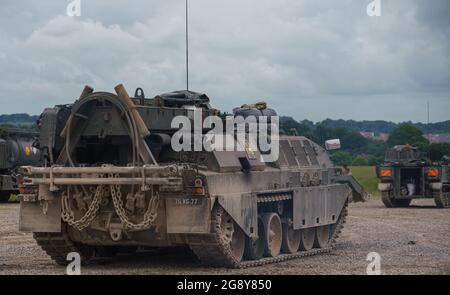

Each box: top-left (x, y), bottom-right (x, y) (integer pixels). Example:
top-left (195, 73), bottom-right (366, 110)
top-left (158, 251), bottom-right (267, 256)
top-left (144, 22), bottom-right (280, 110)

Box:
top-left (377, 145), bottom-right (450, 208)
top-left (0, 128), bottom-right (41, 202)
top-left (18, 85), bottom-right (367, 268)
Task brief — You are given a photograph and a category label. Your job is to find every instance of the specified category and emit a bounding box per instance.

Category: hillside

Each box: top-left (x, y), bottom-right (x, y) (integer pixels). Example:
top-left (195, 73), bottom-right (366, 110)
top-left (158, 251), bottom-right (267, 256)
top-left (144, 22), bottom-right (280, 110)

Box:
top-left (280, 116), bottom-right (450, 135)
top-left (0, 113), bottom-right (38, 125)
top-left (318, 119), bottom-right (450, 134)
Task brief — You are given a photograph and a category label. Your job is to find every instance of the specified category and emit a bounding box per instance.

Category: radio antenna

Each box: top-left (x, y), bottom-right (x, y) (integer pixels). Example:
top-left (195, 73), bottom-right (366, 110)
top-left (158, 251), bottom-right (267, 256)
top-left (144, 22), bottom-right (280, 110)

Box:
top-left (185, 0), bottom-right (189, 91)
top-left (427, 101), bottom-right (431, 143)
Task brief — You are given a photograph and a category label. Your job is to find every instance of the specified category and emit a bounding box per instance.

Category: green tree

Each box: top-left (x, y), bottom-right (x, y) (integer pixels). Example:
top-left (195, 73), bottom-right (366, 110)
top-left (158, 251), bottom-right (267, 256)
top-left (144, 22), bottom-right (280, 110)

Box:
top-left (330, 151), bottom-right (353, 166)
top-left (312, 125), bottom-right (369, 151)
top-left (280, 116), bottom-right (313, 138)
top-left (428, 143), bottom-right (450, 161)
top-left (415, 141), bottom-right (430, 157)
top-left (387, 123), bottom-right (429, 147)
top-left (352, 156), bottom-right (369, 166)
top-left (0, 123), bottom-right (14, 131)
top-left (367, 155), bottom-right (384, 166)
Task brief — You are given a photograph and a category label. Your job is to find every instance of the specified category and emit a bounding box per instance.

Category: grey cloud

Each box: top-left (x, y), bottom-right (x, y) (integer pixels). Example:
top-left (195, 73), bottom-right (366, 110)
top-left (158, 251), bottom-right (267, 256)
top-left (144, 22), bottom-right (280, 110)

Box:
top-left (0, 0), bottom-right (448, 122)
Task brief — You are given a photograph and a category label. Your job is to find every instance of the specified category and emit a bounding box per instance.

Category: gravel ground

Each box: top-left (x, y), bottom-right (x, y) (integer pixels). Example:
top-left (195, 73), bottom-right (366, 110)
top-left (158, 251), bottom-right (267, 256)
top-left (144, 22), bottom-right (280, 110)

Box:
top-left (1, 199), bottom-right (449, 275)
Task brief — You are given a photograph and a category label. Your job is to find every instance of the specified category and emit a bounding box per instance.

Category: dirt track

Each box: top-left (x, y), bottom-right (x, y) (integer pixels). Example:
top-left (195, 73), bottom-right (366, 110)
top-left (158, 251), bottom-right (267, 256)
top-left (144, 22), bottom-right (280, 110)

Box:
top-left (1, 199), bottom-right (449, 275)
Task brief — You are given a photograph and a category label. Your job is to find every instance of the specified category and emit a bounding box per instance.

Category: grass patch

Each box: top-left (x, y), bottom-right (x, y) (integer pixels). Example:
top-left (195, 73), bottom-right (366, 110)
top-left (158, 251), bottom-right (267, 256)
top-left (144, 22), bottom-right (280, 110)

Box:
top-left (350, 166), bottom-right (379, 197)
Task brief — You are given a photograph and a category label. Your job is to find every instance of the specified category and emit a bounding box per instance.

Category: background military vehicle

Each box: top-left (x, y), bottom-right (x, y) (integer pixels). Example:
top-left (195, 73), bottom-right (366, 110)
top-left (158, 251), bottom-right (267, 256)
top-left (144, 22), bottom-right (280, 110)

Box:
top-left (0, 128), bottom-right (40, 202)
top-left (19, 84), bottom-right (367, 268)
top-left (377, 145), bottom-right (450, 208)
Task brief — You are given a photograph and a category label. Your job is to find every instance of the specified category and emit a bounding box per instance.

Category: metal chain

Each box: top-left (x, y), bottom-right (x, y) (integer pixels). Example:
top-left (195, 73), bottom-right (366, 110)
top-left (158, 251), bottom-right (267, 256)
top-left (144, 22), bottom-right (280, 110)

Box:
top-left (60, 172), bottom-right (159, 232)
top-left (61, 184), bottom-right (104, 231)
top-left (109, 173), bottom-right (160, 231)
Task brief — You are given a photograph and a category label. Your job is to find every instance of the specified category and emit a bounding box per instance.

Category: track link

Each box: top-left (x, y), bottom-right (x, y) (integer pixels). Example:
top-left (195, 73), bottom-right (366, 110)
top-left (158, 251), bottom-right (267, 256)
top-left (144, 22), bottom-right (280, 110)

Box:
top-left (33, 225), bottom-right (94, 266)
top-left (257, 193), bottom-right (292, 203)
top-left (189, 195), bottom-right (348, 268)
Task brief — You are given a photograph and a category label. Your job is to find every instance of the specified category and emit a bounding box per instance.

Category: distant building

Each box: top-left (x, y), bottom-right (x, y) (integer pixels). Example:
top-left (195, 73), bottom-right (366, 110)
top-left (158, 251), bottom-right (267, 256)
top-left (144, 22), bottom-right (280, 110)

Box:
top-left (424, 134), bottom-right (450, 143)
top-left (360, 131), bottom-right (389, 142)
top-left (360, 131), bottom-right (374, 140)
top-left (375, 133), bottom-right (389, 142)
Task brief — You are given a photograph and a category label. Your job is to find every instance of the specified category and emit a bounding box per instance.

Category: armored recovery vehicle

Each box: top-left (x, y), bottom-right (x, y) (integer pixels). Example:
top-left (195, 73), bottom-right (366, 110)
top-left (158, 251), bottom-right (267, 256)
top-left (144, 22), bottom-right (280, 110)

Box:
top-left (19, 85), bottom-right (367, 268)
top-left (0, 128), bottom-right (40, 202)
top-left (377, 145), bottom-right (450, 208)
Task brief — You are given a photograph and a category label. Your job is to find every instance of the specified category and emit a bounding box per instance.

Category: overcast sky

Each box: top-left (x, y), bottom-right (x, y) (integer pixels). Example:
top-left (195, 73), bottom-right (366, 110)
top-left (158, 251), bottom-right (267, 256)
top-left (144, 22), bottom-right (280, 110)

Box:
top-left (0, 0), bottom-right (449, 122)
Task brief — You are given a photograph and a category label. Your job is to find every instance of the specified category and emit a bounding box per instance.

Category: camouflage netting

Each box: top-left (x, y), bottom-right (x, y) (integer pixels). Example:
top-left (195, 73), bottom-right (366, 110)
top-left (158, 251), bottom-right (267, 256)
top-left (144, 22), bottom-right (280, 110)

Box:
top-left (156, 90), bottom-right (210, 108)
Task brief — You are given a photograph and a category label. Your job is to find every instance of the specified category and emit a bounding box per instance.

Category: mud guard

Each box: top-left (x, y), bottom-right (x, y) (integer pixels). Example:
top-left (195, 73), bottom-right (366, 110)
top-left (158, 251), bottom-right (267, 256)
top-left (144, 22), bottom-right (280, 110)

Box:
top-left (166, 196), bottom-right (211, 234)
top-left (19, 200), bottom-right (61, 232)
top-left (378, 183), bottom-right (392, 192)
top-left (293, 184), bottom-right (350, 230)
top-left (335, 175), bottom-right (370, 202)
top-left (217, 193), bottom-right (258, 239)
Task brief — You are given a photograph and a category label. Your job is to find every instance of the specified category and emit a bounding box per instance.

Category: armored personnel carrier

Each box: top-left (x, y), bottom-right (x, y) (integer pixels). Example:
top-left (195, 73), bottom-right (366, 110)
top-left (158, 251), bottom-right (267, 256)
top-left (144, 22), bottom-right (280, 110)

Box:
top-left (18, 85), bottom-right (367, 268)
top-left (0, 128), bottom-right (40, 202)
top-left (377, 145), bottom-right (450, 208)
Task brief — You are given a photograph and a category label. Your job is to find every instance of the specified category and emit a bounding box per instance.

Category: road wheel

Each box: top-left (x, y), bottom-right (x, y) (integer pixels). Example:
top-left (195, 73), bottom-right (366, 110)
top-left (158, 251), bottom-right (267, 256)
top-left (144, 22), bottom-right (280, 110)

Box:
top-left (381, 191), bottom-right (394, 208)
top-left (217, 207), bottom-right (245, 262)
top-left (314, 225), bottom-right (331, 248)
top-left (244, 217), bottom-right (265, 260)
top-left (281, 222), bottom-right (301, 254)
top-left (434, 191), bottom-right (450, 208)
top-left (299, 228), bottom-right (315, 251)
top-left (189, 205), bottom-right (246, 267)
top-left (261, 213), bottom-right (282, 257)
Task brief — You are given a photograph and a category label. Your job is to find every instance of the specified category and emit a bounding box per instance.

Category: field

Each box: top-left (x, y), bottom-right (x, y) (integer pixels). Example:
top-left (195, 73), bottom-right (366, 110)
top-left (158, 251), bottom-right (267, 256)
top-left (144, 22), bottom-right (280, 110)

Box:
top-left (2, 199), bottom-right (450, 274)
top-left (350, 166), bottom-right (379, 197)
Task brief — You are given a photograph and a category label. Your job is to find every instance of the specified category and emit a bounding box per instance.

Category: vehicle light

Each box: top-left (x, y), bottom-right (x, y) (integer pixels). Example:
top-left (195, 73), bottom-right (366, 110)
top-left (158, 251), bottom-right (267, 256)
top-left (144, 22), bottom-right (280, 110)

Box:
top-left (193, 187), bottom-right (204, 195)
top-left (193, 178), bottom-right (204, 195)
top-left (18, 176), bottom-right (27, 195)
top-left (380, 169), bottom-right (392, 177)
top-left (427, 168), bottom-right (439, 178)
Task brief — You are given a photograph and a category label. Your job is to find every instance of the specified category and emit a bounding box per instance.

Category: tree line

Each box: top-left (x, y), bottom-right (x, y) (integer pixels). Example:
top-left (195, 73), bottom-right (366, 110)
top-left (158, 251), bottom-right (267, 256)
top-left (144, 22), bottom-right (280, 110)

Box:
top-left (319, 118), bottom-right (450, 134)
top-left (280, 117), bottom-right (450, 166)
top-left (1, 113), bottom-right (449, 166)
top-left (0, 113), bottom-right (38, 124)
